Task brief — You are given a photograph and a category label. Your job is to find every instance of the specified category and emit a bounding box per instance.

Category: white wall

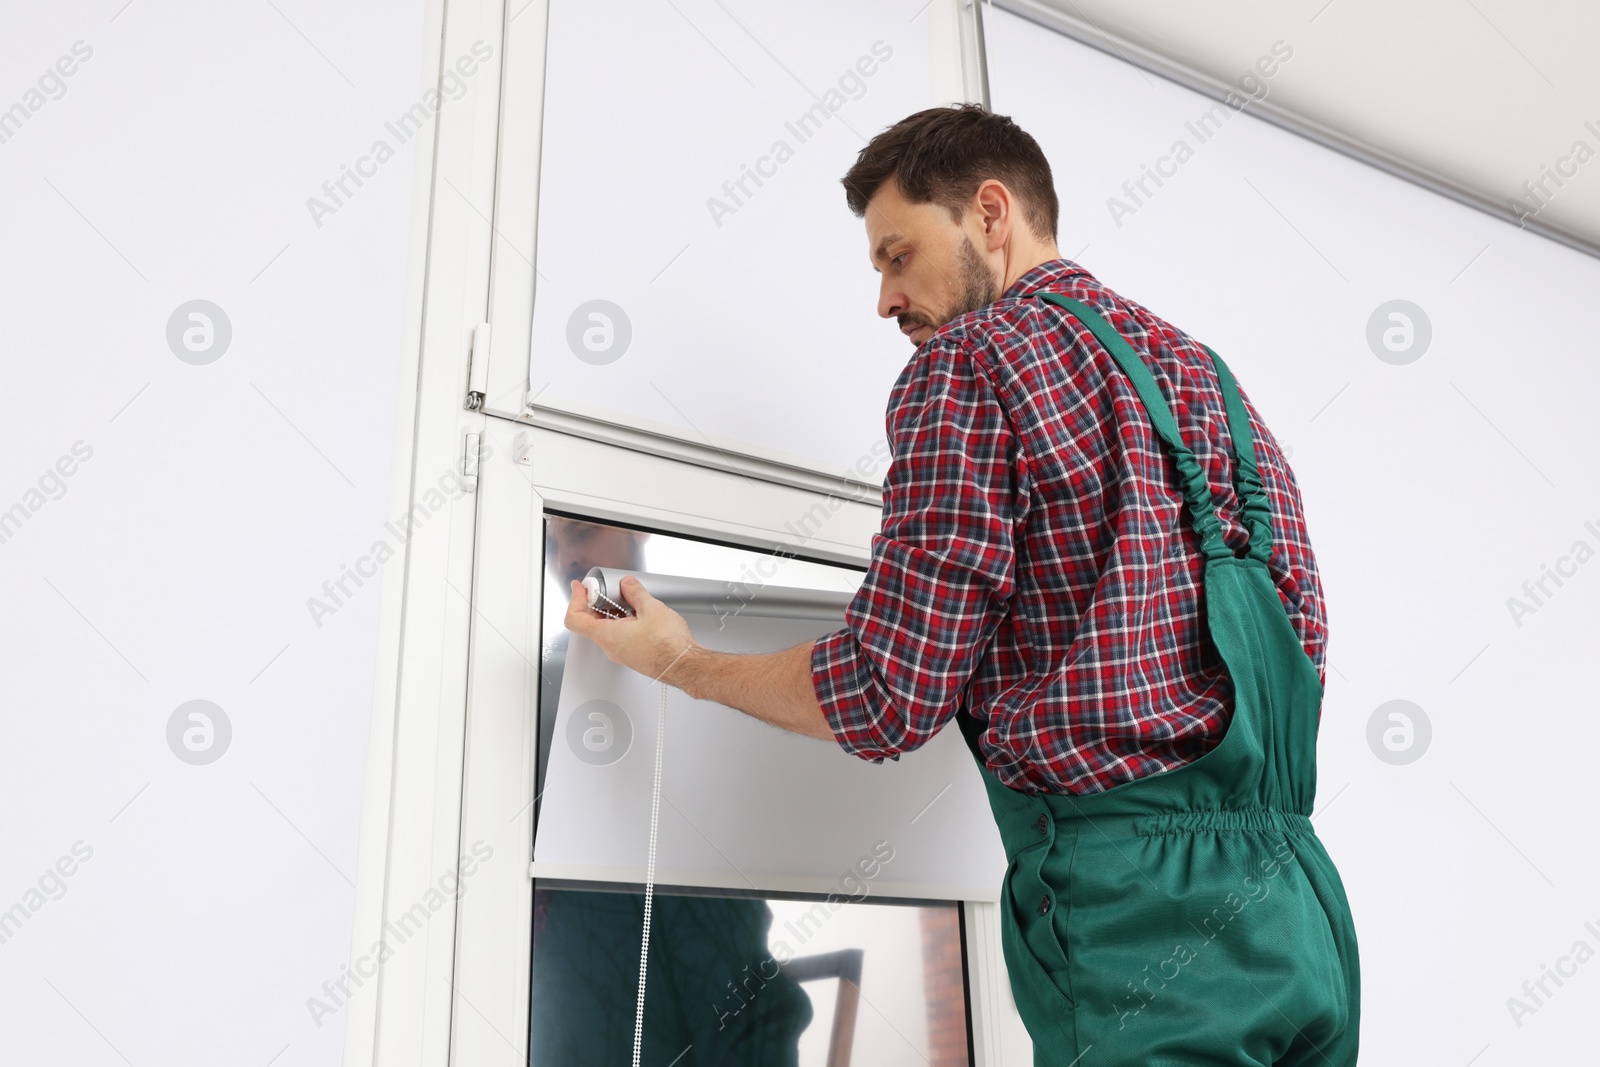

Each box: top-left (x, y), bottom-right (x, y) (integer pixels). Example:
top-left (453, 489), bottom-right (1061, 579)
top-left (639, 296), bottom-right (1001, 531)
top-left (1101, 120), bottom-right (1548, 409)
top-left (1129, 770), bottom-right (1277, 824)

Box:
top-left (0, 3), bottom-right (427, 1064)
top-left (998, 0), bottom-right (1600, 250)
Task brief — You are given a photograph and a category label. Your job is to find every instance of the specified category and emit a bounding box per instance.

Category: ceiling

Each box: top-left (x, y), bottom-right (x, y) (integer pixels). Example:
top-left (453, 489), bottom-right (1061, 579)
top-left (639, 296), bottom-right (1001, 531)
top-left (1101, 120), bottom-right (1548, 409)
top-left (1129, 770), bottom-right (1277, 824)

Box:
top-left (991, 0), bottom-right (1600, 258)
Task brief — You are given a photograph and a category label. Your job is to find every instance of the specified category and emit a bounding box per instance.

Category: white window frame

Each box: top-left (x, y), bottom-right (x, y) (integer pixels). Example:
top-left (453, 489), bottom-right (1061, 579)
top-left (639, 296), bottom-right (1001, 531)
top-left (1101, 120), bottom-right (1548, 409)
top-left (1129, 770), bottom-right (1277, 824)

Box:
top-left (343, 0), bottom-right (1032, 1065)
top-left (459, 419), bottom-right (1017, 1063)
top-left (477, 0), bottom-right (992, 478)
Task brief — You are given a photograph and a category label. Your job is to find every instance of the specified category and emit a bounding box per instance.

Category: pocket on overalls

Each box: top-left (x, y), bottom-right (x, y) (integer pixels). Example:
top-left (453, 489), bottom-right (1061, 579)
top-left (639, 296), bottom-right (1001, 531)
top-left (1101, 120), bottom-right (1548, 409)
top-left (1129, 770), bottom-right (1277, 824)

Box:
top-left (1283, 831), bottom-right (1357, 1036)
top-left (1000, 831), bottom-right (1077, 1013)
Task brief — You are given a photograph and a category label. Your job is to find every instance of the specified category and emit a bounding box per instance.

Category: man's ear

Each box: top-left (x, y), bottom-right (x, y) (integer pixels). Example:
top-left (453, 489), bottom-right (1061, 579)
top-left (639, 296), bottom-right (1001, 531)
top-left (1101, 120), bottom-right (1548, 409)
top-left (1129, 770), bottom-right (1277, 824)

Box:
top-left (973, 178), bottom-right (1013, 252)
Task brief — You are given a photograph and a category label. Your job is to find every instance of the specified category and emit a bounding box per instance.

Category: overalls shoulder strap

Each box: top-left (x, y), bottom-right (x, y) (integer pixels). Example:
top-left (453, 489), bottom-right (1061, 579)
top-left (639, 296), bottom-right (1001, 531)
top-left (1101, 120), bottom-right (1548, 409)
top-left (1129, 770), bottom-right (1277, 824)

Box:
top-left (1033, 293), bottom-right (1273, 564)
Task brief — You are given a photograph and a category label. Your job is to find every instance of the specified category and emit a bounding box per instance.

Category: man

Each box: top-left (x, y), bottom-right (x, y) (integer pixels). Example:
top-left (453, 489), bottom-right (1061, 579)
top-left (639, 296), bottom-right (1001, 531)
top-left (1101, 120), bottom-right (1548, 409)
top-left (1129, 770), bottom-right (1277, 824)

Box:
top-left (565, 103), bottom-right (1360, 1065)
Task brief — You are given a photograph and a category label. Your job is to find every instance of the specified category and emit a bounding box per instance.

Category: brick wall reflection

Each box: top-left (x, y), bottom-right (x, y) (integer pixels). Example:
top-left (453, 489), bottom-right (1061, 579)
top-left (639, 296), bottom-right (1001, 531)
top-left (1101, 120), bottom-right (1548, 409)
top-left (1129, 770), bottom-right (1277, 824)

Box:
top-left (920, 906), bottom-right (970, 1066)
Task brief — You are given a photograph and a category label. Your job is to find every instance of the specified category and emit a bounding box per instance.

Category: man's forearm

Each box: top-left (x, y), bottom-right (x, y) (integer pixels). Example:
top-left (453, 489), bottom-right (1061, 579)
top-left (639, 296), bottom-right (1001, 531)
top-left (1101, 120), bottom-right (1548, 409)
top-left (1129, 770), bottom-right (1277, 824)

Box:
top-left (666, 639), bottom-right (836, 742)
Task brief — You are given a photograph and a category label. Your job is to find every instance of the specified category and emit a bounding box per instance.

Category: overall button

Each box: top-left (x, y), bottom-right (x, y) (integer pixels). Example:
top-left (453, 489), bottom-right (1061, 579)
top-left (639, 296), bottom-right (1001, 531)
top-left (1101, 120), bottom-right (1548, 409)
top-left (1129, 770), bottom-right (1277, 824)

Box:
top-left (1038, 895), bottom-right (1052, 915)
top-left (1035, 813), bottom-right (1049, 835)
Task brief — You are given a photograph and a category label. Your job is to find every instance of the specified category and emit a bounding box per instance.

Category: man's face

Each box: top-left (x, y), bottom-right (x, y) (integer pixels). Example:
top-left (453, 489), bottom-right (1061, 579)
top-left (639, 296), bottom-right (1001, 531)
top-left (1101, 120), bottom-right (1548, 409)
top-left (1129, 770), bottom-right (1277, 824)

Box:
top-left (865, 179), bottom-right (1001, 346)
top-left (544, 518), bottom-right (647, 590)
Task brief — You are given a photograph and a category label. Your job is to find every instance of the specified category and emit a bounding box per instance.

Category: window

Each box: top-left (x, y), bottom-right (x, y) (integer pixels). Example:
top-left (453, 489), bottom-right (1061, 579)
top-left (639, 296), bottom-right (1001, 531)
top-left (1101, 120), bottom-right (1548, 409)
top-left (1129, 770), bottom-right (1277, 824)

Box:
top-left (529, 513), bottom-right (978, 1063)
top-left (531, 511), bottom-right (1001, 897)
top-left (522, 0), bottom-right (943, 476)
top-left (530, 882), bottom-right (969, 1065)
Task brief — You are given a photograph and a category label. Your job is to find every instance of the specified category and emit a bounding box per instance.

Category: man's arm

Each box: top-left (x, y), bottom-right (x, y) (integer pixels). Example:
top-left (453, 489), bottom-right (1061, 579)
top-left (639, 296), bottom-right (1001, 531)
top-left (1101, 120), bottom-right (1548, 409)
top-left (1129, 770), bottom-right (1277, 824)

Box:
top-left (562, 576), bottom-right (835, 742)
top-left (808, 337), bottom-right (1025, 761)
top-left (562, 335), bottom-right (1026, 762)
top-left (676, 639), bottom-right (833, 741)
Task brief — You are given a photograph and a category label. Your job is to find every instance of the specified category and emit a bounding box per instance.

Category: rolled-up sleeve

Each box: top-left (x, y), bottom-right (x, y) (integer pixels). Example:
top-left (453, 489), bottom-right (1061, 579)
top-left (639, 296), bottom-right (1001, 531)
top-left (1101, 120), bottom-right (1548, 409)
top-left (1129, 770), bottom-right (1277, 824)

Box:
top-left (810, 335), bottom-right (1029, 762)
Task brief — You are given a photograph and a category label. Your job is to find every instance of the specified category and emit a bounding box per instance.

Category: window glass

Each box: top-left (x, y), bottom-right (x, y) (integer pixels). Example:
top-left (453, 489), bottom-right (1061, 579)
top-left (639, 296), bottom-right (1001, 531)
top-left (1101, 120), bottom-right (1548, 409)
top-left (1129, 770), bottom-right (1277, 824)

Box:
top-left (528, 0), bottom-right (944, 476)
top-left (530, 882), bottom-right (969, 1065)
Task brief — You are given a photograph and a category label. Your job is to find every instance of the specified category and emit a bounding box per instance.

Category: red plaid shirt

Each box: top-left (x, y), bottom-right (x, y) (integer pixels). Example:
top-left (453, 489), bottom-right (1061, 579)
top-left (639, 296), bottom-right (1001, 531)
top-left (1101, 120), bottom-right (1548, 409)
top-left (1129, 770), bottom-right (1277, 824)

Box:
top-left (809, 259), bottom-right (1326, 796)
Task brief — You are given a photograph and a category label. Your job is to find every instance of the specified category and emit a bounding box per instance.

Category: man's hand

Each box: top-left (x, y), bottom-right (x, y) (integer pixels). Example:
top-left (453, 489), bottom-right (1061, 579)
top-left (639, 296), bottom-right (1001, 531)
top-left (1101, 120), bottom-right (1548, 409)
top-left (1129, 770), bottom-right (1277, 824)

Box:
top-left (565, 574), bottom-right (834, 743)
top-left (564, 575), bottom-right (700, 689)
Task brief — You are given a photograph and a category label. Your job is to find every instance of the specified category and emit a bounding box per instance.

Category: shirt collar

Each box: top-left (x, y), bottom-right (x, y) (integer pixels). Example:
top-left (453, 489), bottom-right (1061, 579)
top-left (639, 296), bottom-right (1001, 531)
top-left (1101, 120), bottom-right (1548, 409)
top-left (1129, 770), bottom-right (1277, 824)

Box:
top-left (1001, 257), bottom-right (1091, 301)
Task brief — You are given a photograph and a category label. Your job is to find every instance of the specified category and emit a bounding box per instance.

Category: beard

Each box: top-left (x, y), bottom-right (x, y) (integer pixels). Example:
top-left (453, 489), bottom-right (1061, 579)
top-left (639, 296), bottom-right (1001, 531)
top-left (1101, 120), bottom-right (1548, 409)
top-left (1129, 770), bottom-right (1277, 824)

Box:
top-left (899, 234), bottom-right (1001, 337)
top-left (948, 232), bottom-right (1001, 321)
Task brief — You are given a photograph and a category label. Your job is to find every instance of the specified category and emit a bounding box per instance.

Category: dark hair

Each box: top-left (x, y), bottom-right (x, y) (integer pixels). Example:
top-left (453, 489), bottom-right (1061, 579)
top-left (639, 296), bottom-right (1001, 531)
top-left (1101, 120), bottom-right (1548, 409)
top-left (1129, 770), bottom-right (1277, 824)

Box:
top-left (841, 104), bottom-right (1058, 242)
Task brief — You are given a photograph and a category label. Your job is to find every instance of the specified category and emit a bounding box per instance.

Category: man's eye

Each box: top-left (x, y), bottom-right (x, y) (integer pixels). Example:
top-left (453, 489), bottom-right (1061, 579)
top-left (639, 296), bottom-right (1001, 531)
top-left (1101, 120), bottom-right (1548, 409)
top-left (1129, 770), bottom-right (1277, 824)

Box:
top-left (891, 253), bottom-right (907, 268)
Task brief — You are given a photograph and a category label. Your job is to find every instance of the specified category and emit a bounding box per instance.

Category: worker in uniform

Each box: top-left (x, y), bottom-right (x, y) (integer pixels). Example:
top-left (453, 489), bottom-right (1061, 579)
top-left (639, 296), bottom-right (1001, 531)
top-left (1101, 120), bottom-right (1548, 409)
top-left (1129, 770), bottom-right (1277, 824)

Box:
top-left (566, 103), bottom-right (1360, 1065)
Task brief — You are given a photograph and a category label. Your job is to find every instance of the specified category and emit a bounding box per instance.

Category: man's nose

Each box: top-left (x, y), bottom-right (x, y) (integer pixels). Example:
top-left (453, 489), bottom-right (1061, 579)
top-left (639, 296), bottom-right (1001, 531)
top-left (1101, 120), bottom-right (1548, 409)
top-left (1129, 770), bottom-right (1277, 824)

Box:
top-left (879, 283), bottom-right (906, 320)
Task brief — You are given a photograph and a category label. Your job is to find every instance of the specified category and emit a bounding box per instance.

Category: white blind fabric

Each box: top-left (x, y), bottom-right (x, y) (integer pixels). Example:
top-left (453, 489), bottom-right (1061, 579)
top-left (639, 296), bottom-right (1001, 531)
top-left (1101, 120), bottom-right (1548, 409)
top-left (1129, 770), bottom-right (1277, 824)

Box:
top-left (533, 570), bottom-right (1007, 902)
top-left (524, 0), bottom-right (945, 478)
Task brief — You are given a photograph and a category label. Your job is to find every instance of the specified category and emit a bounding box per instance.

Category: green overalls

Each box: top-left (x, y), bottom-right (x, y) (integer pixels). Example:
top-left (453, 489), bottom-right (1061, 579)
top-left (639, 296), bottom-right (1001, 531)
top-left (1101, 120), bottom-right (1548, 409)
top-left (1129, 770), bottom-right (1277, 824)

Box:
top-left (958, 295), bottom-right (1360, 1066)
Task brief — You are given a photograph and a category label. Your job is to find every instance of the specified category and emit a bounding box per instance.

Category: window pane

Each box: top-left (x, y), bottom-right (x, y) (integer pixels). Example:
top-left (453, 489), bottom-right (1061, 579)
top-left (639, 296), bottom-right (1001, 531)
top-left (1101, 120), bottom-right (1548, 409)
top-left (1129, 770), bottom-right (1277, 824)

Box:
top-left (530, 882), bottom-right (970, 1066)
top-left (527, 0), bottom-right (943, 476)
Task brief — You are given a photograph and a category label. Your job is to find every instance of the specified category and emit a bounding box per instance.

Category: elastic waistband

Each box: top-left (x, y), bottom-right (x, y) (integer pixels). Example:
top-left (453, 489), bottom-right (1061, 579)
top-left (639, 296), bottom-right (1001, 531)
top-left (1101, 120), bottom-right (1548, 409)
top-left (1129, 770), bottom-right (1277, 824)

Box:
top-left (1127, 808), bottom-right (1312, 837)
top-left (993, 804), bottom-right (1314, 854)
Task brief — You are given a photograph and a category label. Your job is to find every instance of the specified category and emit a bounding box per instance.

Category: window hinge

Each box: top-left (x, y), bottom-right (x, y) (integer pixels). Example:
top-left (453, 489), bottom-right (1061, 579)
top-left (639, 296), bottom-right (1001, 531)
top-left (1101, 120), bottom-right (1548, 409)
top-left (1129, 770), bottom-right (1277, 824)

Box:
top-left (462, 431), bottom-right (481, 493)
top-left (464, 321), bottom-right (491, 411)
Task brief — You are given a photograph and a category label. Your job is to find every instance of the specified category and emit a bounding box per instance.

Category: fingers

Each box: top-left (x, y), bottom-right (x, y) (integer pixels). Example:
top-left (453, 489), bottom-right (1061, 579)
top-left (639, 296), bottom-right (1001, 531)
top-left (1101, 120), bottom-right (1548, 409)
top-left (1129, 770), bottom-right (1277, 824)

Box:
top-left (619, 574), bottom-right (652, 610)
top-left (564, 579), bottom-right (593, 634)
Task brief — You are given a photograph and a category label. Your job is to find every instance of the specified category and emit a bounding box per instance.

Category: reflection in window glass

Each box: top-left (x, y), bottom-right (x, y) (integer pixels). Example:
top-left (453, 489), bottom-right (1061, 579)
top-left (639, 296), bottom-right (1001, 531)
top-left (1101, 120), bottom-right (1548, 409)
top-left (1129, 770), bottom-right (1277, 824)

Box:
top-left (530, 883), bottom-right (969, 1066)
